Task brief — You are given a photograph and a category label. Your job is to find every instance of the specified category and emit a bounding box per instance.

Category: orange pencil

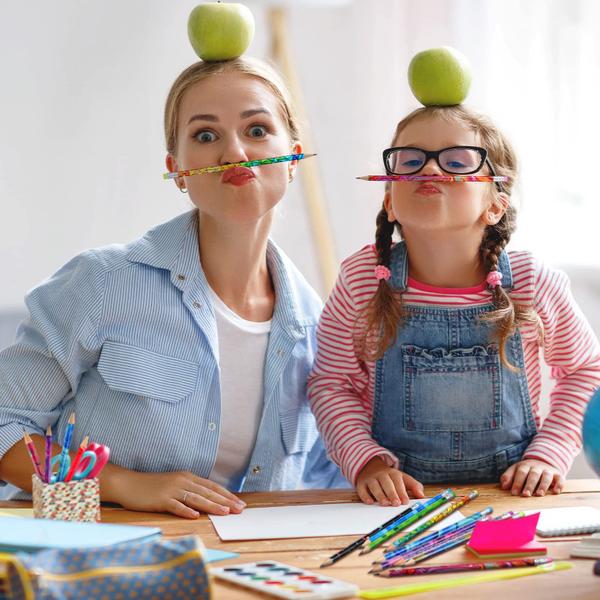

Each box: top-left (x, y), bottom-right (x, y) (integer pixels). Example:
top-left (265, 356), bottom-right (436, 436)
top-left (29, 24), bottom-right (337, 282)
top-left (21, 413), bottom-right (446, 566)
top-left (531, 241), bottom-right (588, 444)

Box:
top-left (64, 435), bottom-right (89, 482)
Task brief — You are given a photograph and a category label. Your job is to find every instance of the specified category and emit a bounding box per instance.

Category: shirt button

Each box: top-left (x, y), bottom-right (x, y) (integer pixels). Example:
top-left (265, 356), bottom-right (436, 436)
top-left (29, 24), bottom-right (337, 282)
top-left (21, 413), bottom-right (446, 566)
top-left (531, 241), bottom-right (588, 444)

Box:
top-left (276, 349), bottom-right (285, 357)
top-left (252, 465), bottom-right (262, 474)
top-left (193, 301), bottom-right (202, 309)
top-left (208, 422), bottom-right (216, 431)
top-left (177, 274), bottom-right (186, 281)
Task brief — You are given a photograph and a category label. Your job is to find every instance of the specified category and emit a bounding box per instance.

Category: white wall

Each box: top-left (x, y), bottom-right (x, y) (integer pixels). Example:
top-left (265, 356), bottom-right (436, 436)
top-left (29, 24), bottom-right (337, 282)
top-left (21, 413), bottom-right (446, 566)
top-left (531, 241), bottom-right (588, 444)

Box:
top-left (2, 1), bottom-right (600, 307)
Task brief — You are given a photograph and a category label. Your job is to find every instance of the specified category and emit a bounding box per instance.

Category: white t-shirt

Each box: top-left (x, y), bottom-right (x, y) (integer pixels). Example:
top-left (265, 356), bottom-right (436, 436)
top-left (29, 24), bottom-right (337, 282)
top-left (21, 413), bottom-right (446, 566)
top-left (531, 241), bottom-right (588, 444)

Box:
top-left (207, 287), bottom-right (271, 489)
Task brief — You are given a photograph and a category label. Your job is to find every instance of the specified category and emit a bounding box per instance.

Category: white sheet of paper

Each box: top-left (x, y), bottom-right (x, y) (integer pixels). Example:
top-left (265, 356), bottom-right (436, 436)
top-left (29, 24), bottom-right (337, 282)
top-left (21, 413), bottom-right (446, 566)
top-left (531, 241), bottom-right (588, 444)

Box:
top-left (209, 499), bottom-right (465, 541)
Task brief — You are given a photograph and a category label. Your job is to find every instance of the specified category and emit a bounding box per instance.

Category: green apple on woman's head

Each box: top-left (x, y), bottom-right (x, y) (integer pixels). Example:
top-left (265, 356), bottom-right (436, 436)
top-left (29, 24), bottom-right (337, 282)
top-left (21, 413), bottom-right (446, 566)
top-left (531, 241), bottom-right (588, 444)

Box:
top-left (408, 46), bottom-right (472, 106)
top-left (188, 2), bottom-right (255, 61)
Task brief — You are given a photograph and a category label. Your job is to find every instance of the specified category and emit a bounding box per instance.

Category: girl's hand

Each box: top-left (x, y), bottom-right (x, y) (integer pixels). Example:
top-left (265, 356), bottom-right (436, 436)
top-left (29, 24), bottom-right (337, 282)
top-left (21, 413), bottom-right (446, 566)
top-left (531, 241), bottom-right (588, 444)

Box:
top-left (105, 470), bottom-right (246, 519)
top-left (500, 459), bottom-right (564, 497)
top-left (356, 456), bottom-right (425, 506)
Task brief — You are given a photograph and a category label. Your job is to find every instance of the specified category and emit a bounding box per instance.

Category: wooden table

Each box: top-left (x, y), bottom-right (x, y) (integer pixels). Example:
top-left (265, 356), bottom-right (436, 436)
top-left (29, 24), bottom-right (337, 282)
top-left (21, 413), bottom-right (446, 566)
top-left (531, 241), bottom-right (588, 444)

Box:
top-left (3, 480), bottom-right (600, 599)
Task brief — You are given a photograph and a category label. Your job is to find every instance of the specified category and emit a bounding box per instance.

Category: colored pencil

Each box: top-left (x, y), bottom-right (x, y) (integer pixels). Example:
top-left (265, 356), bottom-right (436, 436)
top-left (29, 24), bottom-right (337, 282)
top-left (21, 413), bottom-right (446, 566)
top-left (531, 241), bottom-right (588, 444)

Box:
top-left (396, 530), bottom-right (475, 566)
top-left (22, 430), bottom-right (44, 480)
top-left (358, 561), bottom-right (572, 598)
top-left (356, 174), bottom-right (510, 183)
top-left (372, 522), bottom-right (482, 573)
top-left (375, 556), bottom-right (553, 577)
top-left (373, 521), bottom-right (482, 573)
top-left (379, 507), bottom-right (493, 564)
top-left (399, 523), bottom-right (482, 567)
top-left (64, 435), bottom-right (89, 483)
top-left (383, 514), bottom-right (487, 561)
top-left (386, 491), bottom-right (478, 550)
top-left (369, 489), bottom-right (455, 544)
top-left (360, 489), bottom-right (455, 554)
top-left (364, 505), bottom-right (422, 544)
top-left (44, 425), bottom-right (52, 484)
top-left (367, 502), bottom-right (426, 544)
top-left (55, 413), bottom-right (75, 482)
top-left (384, 510), bottom-right (516, 569)
top-left (163, 153), bottom-right (316, 180)
top-left (320, 505), bottom-right (415, 567)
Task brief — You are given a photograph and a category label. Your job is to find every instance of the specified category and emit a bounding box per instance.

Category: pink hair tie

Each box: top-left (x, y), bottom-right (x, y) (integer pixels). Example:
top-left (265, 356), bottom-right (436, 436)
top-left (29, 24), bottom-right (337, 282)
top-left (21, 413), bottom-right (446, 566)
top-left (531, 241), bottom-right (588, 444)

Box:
top-left (486, 270), bottom-right (503, 288)
top-left (374, 265), bottom-right (391, 281)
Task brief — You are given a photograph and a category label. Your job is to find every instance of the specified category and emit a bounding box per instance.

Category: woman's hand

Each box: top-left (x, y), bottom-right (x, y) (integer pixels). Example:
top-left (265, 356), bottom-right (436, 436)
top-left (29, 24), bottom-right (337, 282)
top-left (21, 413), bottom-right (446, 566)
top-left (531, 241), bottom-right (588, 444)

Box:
top-left (356, 456), bottom-right (425, 506)
top-left (103, 469), bottom-right (246, 519)
top-left (500, 459), bottom-right (564, 497)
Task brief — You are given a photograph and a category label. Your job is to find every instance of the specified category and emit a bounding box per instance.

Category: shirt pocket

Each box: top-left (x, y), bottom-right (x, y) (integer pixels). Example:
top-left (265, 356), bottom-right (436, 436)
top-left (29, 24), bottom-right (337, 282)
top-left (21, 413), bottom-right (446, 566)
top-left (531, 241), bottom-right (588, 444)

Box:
top-left (97, 341), bottom-right (198, 403)
top-left (280, 404), bottom-right (319, 455)
top-left (401, 344), bottom-right (502, 432)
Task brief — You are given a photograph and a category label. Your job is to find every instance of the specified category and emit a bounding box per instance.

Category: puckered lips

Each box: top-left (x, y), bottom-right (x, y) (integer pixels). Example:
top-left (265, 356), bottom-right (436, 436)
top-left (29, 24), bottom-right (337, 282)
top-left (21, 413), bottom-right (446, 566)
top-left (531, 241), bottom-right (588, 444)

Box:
top-left (415, 182), bottom-right (441, 196)
top-left (221, 166), bottom-right (256, 186)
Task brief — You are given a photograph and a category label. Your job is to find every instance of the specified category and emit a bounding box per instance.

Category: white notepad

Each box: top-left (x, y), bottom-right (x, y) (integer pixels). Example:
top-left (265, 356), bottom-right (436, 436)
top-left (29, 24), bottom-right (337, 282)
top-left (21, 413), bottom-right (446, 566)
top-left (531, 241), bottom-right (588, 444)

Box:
top-left (209, 500), bottom-right (464, 541)
top-left (532, 506), bottom-right (600, 537)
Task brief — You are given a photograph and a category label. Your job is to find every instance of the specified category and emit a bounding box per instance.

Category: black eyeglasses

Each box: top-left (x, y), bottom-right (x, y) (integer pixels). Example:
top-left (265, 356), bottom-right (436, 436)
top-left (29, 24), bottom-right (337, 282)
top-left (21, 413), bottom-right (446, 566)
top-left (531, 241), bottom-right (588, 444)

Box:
top-left (383, 146), bottom-right (494, 176)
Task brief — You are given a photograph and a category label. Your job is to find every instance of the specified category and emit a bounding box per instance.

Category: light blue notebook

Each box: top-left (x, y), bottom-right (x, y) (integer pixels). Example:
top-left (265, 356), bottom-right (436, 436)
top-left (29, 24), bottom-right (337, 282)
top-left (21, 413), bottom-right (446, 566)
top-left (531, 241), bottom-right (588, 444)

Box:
top-left (0, 516), bottom-right (161, 553)
top-left (204, 549), bottom-right (239, 563)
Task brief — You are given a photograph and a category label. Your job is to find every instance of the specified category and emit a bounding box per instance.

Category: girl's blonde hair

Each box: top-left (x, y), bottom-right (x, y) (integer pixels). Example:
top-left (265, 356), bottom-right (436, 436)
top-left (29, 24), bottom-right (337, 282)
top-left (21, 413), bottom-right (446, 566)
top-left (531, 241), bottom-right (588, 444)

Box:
top-left (357, 105), bottom-right (542, 369)
top-left (164, 57), bottom-right (300, 156)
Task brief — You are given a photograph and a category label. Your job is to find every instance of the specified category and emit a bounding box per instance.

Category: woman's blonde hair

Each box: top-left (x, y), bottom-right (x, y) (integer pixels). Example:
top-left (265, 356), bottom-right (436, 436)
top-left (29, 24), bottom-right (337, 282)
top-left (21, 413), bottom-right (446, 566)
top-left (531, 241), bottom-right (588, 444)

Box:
top-left (164, 57), bottom-right (300, 156)
top-left (356, 105), bottom-right (542, 369)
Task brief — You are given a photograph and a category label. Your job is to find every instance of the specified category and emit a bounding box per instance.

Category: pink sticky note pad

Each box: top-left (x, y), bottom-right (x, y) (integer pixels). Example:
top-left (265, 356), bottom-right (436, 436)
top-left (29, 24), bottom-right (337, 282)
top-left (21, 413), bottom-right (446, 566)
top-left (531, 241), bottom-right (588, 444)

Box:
top-left (466, 513), bottom-right (547, 558)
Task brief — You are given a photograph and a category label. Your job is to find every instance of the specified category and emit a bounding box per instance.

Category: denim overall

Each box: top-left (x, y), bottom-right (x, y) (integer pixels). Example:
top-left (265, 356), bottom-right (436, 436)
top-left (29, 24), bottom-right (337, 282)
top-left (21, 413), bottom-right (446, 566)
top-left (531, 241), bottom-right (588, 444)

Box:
top-left (372, 242), bottom-right (537, 484)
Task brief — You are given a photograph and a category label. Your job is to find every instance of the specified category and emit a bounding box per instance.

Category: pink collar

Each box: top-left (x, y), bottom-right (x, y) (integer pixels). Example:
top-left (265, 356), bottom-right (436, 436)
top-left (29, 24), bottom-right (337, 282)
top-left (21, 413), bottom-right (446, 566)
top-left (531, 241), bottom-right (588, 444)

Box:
top-left (407, 276), bottom-right (487, 294)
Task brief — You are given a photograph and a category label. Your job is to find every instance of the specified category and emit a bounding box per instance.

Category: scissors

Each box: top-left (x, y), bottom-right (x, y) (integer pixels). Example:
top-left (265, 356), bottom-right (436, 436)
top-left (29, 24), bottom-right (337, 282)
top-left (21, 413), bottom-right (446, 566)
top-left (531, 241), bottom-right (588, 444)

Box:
top-left (50, 451), bottom-right (96, 483)
top-left (78, 443), bottom-right (110, 479)
top-left (50, 443), bottom-right (110, 483)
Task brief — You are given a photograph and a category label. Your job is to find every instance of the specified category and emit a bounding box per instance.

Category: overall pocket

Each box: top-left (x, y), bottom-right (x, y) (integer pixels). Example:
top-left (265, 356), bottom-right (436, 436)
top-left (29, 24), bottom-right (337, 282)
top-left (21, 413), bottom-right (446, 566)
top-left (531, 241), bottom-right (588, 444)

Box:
top-left (401, 344), bottom-right (502, 432)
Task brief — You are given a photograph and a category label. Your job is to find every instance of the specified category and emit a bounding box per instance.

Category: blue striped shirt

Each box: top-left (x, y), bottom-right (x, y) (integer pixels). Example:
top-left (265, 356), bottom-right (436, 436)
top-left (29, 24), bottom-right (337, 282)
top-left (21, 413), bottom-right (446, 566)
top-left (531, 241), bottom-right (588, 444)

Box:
top-left (0, 210), bottom-right (347, 497)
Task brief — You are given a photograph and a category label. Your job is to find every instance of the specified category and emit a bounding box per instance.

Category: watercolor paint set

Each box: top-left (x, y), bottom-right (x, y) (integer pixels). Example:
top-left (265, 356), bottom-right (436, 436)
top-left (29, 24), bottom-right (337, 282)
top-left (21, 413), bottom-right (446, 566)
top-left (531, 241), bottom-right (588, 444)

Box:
top-left (211, 561), bottom-right (358, 599)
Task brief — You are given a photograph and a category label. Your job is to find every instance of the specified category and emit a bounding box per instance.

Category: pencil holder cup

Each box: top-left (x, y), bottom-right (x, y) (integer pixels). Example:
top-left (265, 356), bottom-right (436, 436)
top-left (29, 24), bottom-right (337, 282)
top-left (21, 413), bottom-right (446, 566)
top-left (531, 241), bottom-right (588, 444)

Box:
top-left (32, 474), bottom-right (101, 522)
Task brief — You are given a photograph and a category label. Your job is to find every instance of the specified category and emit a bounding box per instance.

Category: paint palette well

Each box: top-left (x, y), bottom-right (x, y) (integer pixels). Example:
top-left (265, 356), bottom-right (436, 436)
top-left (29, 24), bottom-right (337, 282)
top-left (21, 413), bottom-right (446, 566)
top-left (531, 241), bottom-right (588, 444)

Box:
top-left (211, 561), bottom-right (359, 599)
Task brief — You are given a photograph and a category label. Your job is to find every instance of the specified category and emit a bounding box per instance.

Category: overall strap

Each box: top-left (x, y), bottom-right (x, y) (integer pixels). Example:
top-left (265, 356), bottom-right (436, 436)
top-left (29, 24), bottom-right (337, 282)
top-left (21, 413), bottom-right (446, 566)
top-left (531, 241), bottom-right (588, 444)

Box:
top-left (496, 249), bottom-right (514, 291)
top-left (388, 242), bottom-right (409, 291)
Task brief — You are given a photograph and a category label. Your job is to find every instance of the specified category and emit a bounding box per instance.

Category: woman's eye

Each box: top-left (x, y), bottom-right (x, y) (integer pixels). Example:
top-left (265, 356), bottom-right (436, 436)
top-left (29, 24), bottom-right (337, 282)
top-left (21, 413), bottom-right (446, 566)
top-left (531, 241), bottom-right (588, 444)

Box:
top-left (248, 125), bottom-right (268, 138)
top-left (195, 130), bottom-right (217, 143)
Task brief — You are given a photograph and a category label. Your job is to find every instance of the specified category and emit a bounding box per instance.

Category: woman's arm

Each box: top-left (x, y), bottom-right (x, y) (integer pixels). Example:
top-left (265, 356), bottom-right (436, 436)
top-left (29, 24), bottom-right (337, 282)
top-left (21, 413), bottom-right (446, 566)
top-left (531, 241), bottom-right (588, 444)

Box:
top-left (0, 251), bottom-right (105, 479)
top-left (0, 434), bottom-right (245, 518)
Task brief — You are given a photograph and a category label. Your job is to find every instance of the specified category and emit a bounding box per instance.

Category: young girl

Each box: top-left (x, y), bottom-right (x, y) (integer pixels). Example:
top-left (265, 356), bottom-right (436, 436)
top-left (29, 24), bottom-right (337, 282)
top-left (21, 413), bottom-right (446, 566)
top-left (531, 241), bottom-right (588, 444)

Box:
top-left (0, 57), bottom-right (345, 518)
top-left (308, 105), bottom-right (600, 506)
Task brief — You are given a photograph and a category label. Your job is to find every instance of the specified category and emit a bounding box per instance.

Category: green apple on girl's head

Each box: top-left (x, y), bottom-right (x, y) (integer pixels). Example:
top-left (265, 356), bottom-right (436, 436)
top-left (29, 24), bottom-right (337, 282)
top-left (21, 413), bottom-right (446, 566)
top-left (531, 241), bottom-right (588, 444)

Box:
top-left (188, 2), bottom-right (255, 61)
top-left (408, 46), bottom-right (472, 106)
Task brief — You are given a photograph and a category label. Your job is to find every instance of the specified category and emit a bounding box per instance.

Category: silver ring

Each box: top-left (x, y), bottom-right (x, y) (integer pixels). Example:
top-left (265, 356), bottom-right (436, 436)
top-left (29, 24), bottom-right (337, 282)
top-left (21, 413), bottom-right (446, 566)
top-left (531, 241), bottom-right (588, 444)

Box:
top-left (182, 490), bottom-right (190, 504)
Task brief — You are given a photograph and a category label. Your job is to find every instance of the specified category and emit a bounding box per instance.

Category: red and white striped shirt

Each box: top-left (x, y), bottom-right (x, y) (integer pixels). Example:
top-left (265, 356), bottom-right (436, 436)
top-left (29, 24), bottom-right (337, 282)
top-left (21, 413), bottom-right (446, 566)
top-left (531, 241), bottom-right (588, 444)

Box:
top-left (308, 244), bottom-right (600, 484)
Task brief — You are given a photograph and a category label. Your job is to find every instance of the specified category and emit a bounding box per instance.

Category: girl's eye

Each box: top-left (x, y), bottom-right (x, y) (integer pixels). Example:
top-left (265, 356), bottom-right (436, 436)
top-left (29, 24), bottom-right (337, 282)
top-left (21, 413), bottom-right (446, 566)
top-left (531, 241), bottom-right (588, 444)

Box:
top-left (248, 125), bottom-right (268, 138)
top-left (195, 130), bottom-right (217, 143)
top-left (403, 159), bottom-right (423, 167)
top-left (447, 161), bottom-right (467, 168)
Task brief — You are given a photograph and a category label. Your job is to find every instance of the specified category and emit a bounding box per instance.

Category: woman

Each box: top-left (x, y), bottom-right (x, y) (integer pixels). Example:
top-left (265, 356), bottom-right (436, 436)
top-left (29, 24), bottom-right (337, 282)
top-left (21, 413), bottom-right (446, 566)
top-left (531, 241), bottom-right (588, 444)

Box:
top-left (0, 57), bottom-right (346, 519)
